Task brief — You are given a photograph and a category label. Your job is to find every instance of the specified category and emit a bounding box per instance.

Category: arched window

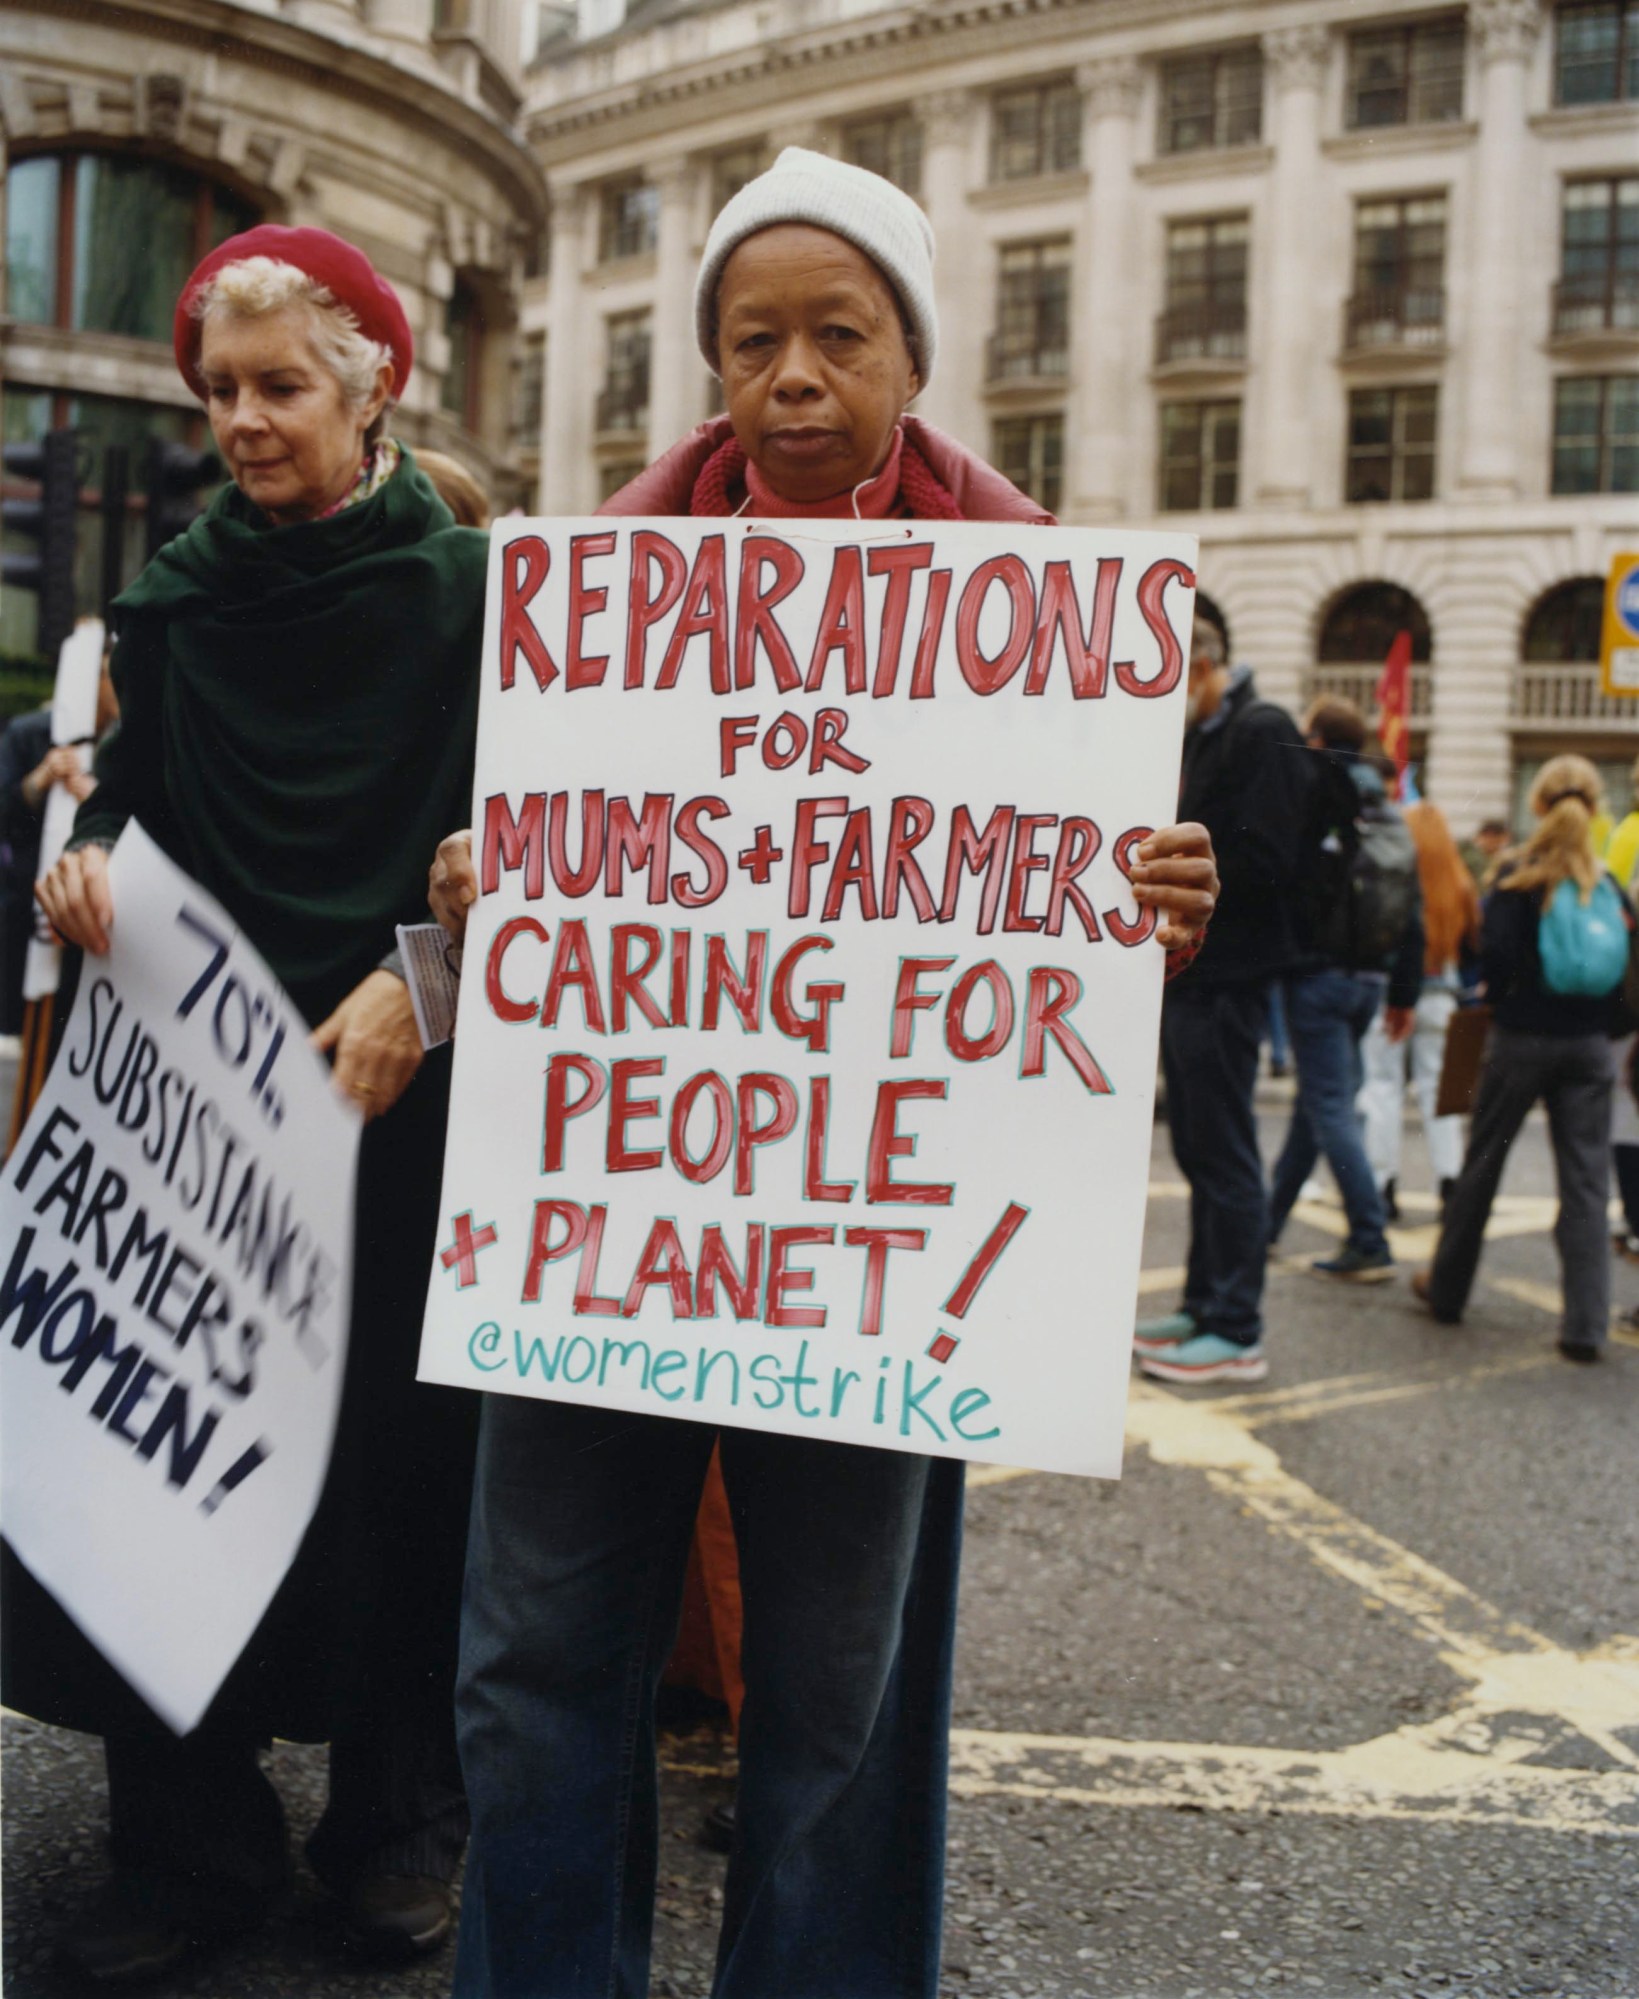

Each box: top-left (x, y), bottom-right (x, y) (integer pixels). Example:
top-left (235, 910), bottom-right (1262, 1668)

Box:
top-left (1522, 577), bottom-right (1604, 662)
top-left (1318, 581), bottom-right (1432, 663)
top-left (3, 152), bottom-right (259, 344)
top-left (1194, 588), bottom-right (1231, 656)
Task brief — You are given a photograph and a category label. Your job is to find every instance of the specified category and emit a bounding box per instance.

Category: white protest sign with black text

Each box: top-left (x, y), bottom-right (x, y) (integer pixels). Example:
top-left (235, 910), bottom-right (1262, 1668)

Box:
top-left (419, 519), bottom-right (1193, 1477)
top-left (1, 824), bottom-right (358, 1734)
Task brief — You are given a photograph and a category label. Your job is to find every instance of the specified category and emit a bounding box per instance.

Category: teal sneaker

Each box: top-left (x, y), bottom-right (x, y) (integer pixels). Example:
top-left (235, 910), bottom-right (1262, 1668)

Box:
top-left (1132, 1308), bottom-right (1197, 1355)
top-left (1137, 1333), bottom-right (1268, 1384)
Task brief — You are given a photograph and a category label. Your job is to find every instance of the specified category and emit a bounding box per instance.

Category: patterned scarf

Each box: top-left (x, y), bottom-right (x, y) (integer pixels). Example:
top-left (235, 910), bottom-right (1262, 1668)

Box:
top-left (316, 437), bottom-right (402, 520)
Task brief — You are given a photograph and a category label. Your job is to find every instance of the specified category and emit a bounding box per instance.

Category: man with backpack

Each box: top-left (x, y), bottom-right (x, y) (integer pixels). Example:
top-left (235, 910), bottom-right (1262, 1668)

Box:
top-left (1265, 697), bottom-right (1423, 1282)
top-left (1135, 623), bottom-right (1311, 1384)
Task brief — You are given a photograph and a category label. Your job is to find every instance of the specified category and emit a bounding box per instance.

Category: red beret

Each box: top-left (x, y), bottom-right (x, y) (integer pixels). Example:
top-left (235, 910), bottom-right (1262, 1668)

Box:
top-left (174, 224), bottom-right (414, 399)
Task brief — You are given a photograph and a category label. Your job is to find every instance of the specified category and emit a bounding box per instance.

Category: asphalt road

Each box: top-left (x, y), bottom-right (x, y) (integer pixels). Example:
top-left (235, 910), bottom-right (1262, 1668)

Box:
top-left (5, 1080), bottom-right (1637, 1998)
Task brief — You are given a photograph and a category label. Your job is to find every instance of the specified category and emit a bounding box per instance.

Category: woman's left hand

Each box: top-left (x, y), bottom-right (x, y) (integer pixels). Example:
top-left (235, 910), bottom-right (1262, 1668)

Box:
top-left (1128, 822), bottom-right (1219, 952)
top-left (310, 969), bottom-right (423, 1121)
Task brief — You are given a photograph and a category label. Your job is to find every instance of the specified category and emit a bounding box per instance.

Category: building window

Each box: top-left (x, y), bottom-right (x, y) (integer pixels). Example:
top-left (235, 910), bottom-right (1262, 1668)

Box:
top-left (512, 334), bottom-right (544, 450)
top-left (596, 311), bottom-right (651, 434)
top-left (1157, 46), bottom-right (1263, 154)
top-left (1345, 16), bottom-right (1465, 129)
top-left (1159, 400), bottom-right (1240, 510)
top-left (1346, 385), bottom-right (1438, 502)
top-left (3, 152), bottom-right (257, 342)
top-left (1345, 194), bottom-right (1447, 348)
top-left (598, 179), bottom-right (658, 263)
top-left (442, 279), bottom-right (486, 430)
top-left (598, 458), bottom-right (646, 503)
top-left (1552, 375), bottom-right (1639, 491)
top-left (991, 414), bottom-right (1063, 514)
top-left (1555, 177), bottom-right (1639, 334)
top-left (1555, 1), bottom-right (1639, 103)
top-left (1157, 214), bottom-right (1249, 364)
top-left (710, 145), bottom-right (767, 215)
top-left (841, 110), bottom-right (923, 197)
top-left (987, 239), bottom-right (1072, 382)
top-left (989, 79), bottom-right (1082, 184)
top-left (1319, 582), bottom-right (1433, 664)
top-left (1524, 577), bottom-right (1605, 661)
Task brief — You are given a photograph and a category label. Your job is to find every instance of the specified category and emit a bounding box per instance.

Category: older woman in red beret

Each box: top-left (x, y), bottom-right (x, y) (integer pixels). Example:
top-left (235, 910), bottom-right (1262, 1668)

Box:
top-left (24, 226), bottom-right (484, 1980)
top-left (436, 151), bottom-right (1216, 1999)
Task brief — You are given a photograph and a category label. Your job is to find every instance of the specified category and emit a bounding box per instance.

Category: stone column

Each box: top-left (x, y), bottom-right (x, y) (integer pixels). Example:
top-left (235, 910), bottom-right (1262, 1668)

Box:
top-left (541, 177), bottom-right (592, 513)
top-left (1253, 24), bottom-right (1329, 507)
top-left (1457, 0), bottom-right (1540, 499)
top-left (1070, 59), bottom-right (1142, 522)
top-left (914, 89), bottom-right (977, 439)
top-left (649, 155), bottom-right (703, 449)
top-left (361, 0), bottom-right (434, 47)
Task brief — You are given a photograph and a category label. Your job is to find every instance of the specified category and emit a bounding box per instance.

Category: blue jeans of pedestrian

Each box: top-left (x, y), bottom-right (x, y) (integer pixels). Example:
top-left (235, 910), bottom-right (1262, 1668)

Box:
top-left (1160, 981), bottom-right (1269, 1346)
top-left (453, 1395), bottom-right (963, 1999)
top-left (1268, 968), bottom-right (1391, 1258)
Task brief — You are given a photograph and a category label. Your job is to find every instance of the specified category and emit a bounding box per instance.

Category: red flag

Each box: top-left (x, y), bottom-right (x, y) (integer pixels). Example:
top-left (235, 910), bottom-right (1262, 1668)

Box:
top-left (1375, 629), bottom-right (1413, 799)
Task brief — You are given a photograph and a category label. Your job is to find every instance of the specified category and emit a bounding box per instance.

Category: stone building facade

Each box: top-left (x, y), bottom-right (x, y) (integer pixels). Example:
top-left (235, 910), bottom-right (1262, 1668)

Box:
top-left (1, 0), bottom-right (545, 651)
top-left (519, 0), bottom-right (1639, 829)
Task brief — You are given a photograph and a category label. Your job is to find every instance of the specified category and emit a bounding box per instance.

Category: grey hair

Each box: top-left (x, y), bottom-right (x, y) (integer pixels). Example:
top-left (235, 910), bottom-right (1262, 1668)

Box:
top-left (189, 256), bottom-right (395, 438)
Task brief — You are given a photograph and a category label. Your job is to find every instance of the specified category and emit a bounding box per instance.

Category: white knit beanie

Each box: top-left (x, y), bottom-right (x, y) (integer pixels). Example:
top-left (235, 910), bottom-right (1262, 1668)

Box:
top-left (695, 146), bottom-right (937, 385)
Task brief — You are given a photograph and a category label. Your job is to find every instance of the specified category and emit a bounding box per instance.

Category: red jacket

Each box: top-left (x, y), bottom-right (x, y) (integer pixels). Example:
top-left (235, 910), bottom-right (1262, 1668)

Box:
top-left (598, 414), bottom-right (1055, 525)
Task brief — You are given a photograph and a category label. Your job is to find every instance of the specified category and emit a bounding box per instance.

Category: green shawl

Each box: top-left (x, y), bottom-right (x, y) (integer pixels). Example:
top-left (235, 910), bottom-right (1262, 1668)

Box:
top-left (77, 451), bottom-right (487, 1024)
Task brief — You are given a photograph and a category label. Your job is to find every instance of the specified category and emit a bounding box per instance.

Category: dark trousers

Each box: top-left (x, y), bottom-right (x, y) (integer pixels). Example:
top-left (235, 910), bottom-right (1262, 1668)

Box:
top-left (454, 1398), bottom-right (963, 1999)
top-left (1160, 981), bottom-right (1270, 1346)
top-left (103, 1702), bottom-right (468, 1920)
top-left (1614, 1142), bottom-right (1639, 1237)
top-left (1428, 1027), bottom-right (1614, 1347)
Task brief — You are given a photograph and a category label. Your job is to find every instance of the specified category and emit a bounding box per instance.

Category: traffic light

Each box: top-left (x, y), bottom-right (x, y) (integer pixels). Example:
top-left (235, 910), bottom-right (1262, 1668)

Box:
top-left (2, 428), bottom-right (79, 661)
top-left (145, 440), bottom-right (220, 560)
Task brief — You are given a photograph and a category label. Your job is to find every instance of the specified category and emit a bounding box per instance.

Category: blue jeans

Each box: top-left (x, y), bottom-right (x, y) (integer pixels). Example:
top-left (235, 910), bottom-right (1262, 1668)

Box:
top-left (1160, 981), bottom-right (1269, 1345)
top-left (1268, 968), bottom-right (1391, 1257)
top-left (453, 1396), bottom-right (962, 1999)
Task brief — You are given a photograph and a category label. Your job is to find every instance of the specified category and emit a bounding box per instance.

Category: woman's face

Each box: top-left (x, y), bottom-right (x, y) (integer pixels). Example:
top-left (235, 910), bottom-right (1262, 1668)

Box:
top-left (716, 224), bottom-right (920, 504)
top-left (198, 305), bottom-right (389, 525)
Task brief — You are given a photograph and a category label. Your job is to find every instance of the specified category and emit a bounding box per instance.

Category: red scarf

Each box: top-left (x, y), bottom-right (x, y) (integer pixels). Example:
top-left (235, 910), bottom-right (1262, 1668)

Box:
top-left (689, 424), bottom-right (964, 521)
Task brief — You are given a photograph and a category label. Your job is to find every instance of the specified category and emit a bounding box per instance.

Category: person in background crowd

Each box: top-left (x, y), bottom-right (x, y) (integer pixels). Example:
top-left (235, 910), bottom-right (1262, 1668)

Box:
top-left (0, 662), bottom-right (116, 1036)
top-left (1265, 697), bottom-right (1421, 1283)
top-left (414, 448), bottom-right (492, 530)
top-left (1265, 979), bottom-right (1292, 1079)
top-left (1134, 622), bottom-right (1307, 1386)
top-left (1461, 816), bottom-right (1511, 886)
top-left (1359, 801), bottom-right (1481, 1220)
top-left (21, 225), bottom-right (484, 1981)
top-left (428, 148), bottom-right (1219, 1999)
top-left (1414, 756), bottom-right (1627, 1363)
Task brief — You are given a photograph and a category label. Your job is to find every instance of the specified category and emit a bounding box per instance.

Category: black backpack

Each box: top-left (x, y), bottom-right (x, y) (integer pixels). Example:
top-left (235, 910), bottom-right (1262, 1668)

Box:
top-left (1346, 795), bottom-right (1420, 969)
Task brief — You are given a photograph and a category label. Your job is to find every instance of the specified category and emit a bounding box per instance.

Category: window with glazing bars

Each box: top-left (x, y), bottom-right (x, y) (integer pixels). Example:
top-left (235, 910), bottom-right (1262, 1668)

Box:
top-left (1158, 401), bottom-right (1240, 511)
top-left (1555, 0), bottom-right (1639, 102)
top-left (990, 239), bottom-right (1072, 379)
top-left (710, 146), bottom-right (768, 216)
top-left (1158, 46), bottom-right (1263, 153)
top-left (1347, 194), bottom-right (1446, 343)
top-left (598, 311), bottom-right (651, 432)
top-left (1552, 377), bottom-right (1639, 491)
top-left (991, 414), bottom-right (1064, 513)
top-left (841, 111), bottom-right (924, 198)
top-left (1345, 384), bottom-right (1438, 501)
top-left (1346, 17), bottom-right (1465, 127)
top-left (1558, 177), bottom-right (1639, 332)
top-left (990, 79), bottom-right (1082, 183)
top-left (598, 180), bottom-right (658, 262)
top-left (1160, 215), bottom-right (1249, 362)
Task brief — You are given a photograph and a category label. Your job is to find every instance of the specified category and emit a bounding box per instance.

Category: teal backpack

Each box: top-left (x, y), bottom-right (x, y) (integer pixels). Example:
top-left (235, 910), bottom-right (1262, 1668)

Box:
top-left (1537, 875), bottom-right (1631, 997)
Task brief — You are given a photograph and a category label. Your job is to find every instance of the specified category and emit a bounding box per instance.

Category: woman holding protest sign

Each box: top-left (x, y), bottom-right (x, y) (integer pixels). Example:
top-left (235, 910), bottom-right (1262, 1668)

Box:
top-left (18, 226), bottom-right (484, 1979)
top-left (435, 149), bottom-right (1217, 1999)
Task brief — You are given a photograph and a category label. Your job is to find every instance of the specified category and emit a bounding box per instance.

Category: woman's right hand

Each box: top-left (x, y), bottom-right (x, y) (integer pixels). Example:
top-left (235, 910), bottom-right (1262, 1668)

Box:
top-left (429, 828), bottom-right (477, 940)
top-left (36, 844), bottom-right (115, 955)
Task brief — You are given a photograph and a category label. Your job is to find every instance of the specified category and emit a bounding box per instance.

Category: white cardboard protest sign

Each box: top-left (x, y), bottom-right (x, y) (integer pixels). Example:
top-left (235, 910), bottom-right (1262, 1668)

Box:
top-left (418, 518), bottom-right (1194, 1478)
top-left (1, 824), bottom-right (358, 1733)
top-left (24, 616), bottom-right (105, 1003)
